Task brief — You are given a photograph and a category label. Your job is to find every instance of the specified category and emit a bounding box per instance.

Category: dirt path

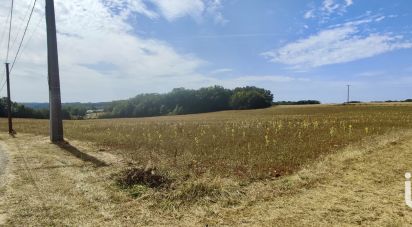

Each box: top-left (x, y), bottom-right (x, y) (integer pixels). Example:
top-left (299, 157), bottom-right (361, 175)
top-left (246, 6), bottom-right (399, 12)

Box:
top-left (0, 143), bottom-right (8, 225)
top-left (0, 144), bottom-right (7, 180)
top-left (0, 132), bottom-right (412, 226)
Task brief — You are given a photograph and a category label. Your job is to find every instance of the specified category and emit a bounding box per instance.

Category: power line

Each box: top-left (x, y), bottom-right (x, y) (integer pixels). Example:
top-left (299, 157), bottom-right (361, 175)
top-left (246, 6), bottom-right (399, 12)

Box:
top-left (10, 0), bottom-right (36, 53)
top-left (0, 64), bottom-right (6, 93)
top-left (0, 3), bottom-right (13, 95)
top-left (1, 17), bottom-right (45, 96)
top-left (6, 0), bottom-right (15, 62)
top-left (0, 66), bottom-right (5, 94)
top-left (0, 12), bottom-right (11, 57)
top-left (10, 0), bottom-right (38, 72)
top-left (13, 14), bottom-right (44, 72)
top-left (0, 74), bottom-right (7, 94)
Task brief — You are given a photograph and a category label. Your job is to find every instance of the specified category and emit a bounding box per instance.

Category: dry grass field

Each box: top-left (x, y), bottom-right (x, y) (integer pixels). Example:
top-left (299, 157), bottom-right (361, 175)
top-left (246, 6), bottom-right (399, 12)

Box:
top-left (1, 103), bottom-right (412, 225)
top-left (1, 104), bottom-right (412, 180)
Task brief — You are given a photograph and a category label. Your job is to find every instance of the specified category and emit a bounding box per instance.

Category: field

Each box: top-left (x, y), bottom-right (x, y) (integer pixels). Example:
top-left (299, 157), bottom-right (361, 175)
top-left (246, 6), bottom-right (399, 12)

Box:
top-left (2, 103), bottom-right (412, 180)
top-left (2, 103), bottom-right (412, 225)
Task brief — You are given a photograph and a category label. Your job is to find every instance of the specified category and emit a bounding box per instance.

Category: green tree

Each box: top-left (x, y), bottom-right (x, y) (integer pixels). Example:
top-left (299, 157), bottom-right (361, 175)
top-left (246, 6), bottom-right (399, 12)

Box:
top-left (230, 86), bottom-right (273, 110)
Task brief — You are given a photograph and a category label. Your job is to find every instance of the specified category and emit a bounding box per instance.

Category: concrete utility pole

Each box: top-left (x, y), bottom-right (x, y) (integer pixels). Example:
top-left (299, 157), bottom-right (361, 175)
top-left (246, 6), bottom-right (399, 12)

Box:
top-left (5, 63), bottom-right (13, 134)
top-left (45, 0), bottom-right (63, 142)
top-left (346, 85), bottom-right (351, 104)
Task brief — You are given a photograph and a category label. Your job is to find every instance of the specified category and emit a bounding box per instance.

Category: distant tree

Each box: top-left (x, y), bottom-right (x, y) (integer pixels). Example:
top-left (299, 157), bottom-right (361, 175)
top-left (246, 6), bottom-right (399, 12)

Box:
top-left (230, 86), bottom-right (273, 110)
top-left (273, 100), bottom-right (321, 105)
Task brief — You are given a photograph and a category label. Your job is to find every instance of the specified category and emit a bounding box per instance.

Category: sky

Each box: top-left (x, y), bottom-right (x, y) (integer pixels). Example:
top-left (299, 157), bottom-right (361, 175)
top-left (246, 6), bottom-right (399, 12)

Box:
top-left (0, 0), bottom-right (411, 103)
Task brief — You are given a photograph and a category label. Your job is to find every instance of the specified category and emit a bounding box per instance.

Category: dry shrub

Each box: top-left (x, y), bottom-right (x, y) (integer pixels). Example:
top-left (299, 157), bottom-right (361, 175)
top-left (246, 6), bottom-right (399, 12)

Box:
top-left (117, 167), bottom-right (171, 189)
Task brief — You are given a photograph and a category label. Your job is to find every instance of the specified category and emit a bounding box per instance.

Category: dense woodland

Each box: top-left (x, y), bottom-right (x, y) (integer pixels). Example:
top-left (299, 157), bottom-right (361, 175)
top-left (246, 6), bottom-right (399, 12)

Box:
top-left (104, 86), bottom-right (274, 118)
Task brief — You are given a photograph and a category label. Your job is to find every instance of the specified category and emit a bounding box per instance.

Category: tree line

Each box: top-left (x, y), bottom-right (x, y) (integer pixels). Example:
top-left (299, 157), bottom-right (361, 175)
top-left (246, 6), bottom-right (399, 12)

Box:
top-left (0, 98), bottom-right (49, 119)
top-left (104, 86), bottom-right (274, 118)
top-left (1, 86), bottom-right (273, 120)
top-left (272, 100), bottom-right (321, 105)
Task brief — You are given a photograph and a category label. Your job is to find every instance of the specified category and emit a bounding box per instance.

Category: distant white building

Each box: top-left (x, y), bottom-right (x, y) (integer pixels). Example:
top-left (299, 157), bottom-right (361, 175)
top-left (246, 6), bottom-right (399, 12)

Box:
top-left (86, 109), bottom-right (104, 114)
top-left (85, 109), bottom-right (105, 119)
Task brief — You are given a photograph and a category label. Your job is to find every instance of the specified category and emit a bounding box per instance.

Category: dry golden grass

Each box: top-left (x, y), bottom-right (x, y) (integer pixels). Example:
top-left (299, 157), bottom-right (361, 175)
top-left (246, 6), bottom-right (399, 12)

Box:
top-left (1, 128), bottom-right (412, 225)
top-left (1, 104), bottom-right (412, 180)
top-left (1, 103), bottom-right (412, 225)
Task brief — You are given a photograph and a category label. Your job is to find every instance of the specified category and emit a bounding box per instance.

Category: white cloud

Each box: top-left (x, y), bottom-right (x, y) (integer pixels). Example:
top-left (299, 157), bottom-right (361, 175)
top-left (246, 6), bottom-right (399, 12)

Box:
top-left (210, 68), bottom-right (233, 74)
top-left (304, 9), bottom-right (315, 19)
top-left (149, 0), bottom-right (228, 24)
top-left (375, 16), bottom-right (385, 22)
top-left (322, 0), bottom-right (340, 14)
top-left (232, 76), bottom-right (308, 83)
top-left (304, 0), bottom-right (354, 20)
top-left (345, 0), bottom-right (354, 6)
top-left (103, 0), bottom-right (159, 19)
top-left (357, 71), bottom-right (384, 77)
top-left (0, 0), bottom-right (214, 102)
top-left (205, 0), bottom-right (228, 25)
top-left (263, 21), bottom-right (412, 68)
top-left (150, 0), bottom-right (205, 21)
top-left (322, 0), bottom-right (353, 14)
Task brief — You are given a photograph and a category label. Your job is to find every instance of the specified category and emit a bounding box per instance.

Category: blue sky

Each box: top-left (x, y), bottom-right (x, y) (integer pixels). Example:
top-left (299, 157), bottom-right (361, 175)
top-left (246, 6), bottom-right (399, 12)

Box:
top-left (0, 0), bottom-right (411, 103)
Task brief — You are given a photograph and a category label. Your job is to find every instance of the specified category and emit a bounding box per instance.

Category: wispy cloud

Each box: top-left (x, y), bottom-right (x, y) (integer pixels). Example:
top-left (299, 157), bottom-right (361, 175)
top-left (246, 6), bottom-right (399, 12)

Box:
top-left (232, 76), bottom-right (309, 83)
top-left (304, 9), bottom-right (315, 19)
top-left (304, 0), bottom-right (354, 20)
top-left (149, 0), bottom-right (228, 24)
top-left (205, 0), bottom-right (228, 25)
top-left (150, 0), bottom-right (205, 21)
top-left (345, 0), bottom-right (354, 6)
top-left (210, 68), bottom-right (233, 74)
top-left (103, 0), bottom-right (159, 19)
top-left (263, 18), bottom-right (412, 68)
top-left (356, 71), bottom-right (385, 77)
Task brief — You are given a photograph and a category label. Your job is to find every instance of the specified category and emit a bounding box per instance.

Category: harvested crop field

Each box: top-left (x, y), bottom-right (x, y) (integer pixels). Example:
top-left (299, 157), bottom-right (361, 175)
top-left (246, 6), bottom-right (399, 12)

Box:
top-left (1, 103), bottom-right (412, 180)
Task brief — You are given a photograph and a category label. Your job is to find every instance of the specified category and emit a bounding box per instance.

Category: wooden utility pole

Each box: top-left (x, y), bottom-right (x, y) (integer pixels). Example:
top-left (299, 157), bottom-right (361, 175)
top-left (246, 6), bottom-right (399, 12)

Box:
top-left (45, 0), bottom-right (63, 142)
top-left (5, 63), bottom-right (13, 134)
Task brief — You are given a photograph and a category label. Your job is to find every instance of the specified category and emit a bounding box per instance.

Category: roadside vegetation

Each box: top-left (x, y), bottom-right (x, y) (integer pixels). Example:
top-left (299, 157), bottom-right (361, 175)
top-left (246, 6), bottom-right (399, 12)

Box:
top-left (2, 104), bottom-right (412, 180)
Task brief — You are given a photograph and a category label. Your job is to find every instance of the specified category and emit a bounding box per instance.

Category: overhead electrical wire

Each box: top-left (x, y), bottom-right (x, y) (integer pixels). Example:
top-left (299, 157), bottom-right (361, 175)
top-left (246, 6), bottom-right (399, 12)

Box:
top-left (9, 0), bottom-right (36, 53)
top-left (10, 0), bottom-right (38, 72)
top-left (0, 12), bottom-right (11, 57)
top-left (1, 0), bottom-right (39, 94)
top-left (0, 0), bottom-right (15, 94)
top-left (6, 0), bottom-right (14, 63)
top-left (0, 14), bottom-right (11, 93)
top-left (16, 15), bottom-right (44, 71)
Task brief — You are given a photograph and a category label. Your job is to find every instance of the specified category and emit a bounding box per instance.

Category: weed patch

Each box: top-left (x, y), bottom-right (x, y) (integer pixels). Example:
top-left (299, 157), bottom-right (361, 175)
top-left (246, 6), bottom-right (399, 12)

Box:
top-left (117, 167), bottom-right (171, 189)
